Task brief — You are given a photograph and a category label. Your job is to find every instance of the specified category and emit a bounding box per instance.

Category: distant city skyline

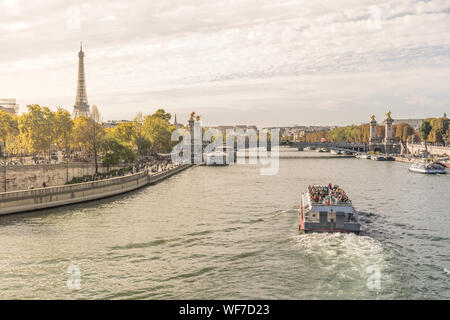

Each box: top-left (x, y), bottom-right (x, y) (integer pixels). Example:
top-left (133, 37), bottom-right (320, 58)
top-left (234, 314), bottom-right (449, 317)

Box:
top-left (1, 0), bottom-right (449, 127)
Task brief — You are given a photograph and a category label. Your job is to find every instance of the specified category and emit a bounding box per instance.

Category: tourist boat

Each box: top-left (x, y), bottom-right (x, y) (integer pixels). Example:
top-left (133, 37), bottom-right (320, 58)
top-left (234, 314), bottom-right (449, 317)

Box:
top-left (299, 185), bottom-right (362, 233)
top-left (330, 150), bottom-right (342, 155)
top-left (409, 162), bottom-right (447, 174)
top-left (205, 146), bottom-right (233, 166)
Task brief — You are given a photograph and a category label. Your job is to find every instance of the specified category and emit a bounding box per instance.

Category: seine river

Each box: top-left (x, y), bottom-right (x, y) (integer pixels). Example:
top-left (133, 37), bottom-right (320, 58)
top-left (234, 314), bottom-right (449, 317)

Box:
top-left (0, 149), bottom-right (449, 299)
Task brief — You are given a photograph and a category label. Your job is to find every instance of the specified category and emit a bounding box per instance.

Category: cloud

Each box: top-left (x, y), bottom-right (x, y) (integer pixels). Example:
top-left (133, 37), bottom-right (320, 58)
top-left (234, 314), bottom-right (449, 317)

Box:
top-left (0, 0), bottom-right (449, 126)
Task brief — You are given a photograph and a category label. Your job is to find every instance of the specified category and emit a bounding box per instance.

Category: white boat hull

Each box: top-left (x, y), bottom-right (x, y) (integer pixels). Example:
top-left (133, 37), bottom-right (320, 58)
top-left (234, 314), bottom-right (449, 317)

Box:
top-left (409, 167), bottom-right (446, 174)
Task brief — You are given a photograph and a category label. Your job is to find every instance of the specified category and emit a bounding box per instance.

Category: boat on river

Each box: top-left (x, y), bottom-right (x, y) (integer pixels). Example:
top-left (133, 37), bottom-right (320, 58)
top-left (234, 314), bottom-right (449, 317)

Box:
top-left (409, 162), bottom-right (447, 174)
top-left (330, 150), bottom-right (342, 155)
top-left (356, 153), bottom-right (371, 159)
top-left (300, 185), bottom-right (362, 233)
top-left (372, 154), bottom-right (395, 161)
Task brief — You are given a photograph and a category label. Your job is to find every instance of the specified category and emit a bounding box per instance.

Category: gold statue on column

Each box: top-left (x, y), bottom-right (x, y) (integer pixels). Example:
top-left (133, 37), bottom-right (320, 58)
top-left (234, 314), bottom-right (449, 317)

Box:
top-left (370, 114), bottom-right (376, 121)
top-left (195, 115), bottom-right (201, 121)
top-left (386, 110), bottom-right (392, 119)
top-left (190, 112), bottom-right (196, 120)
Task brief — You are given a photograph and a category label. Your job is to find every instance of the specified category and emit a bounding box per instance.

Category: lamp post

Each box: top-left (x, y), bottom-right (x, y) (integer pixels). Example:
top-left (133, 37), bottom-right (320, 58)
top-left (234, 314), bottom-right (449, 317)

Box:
top-left (3, 160), bottom-right (6, 193)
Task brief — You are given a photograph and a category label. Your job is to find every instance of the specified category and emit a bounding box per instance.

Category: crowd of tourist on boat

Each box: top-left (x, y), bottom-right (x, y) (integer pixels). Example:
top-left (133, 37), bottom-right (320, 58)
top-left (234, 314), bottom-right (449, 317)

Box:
top-left (308, 184), bottom-right (351, 204)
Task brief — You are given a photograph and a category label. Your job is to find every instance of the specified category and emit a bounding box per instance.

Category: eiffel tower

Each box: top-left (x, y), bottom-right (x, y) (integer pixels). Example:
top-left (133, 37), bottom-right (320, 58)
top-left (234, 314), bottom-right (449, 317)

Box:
top-left (73, 43), bottom-right (90, 118)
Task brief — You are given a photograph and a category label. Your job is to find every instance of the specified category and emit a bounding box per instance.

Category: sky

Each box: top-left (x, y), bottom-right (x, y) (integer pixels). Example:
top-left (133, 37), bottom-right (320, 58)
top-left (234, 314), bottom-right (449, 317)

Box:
top-left (0, 0), bottom-right (449, 127)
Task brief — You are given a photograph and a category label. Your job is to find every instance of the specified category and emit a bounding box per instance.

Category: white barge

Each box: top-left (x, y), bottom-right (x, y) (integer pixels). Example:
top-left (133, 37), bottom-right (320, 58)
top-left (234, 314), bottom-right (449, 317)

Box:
top-left (300, 185), bottom-right (362, 233)
top-left (409, 162), bottom-right (447, 174)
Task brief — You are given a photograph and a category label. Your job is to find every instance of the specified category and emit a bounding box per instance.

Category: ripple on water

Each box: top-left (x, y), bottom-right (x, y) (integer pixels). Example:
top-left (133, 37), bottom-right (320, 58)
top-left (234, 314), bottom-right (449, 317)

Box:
top-left (292, 233), bottom-right (397, 298)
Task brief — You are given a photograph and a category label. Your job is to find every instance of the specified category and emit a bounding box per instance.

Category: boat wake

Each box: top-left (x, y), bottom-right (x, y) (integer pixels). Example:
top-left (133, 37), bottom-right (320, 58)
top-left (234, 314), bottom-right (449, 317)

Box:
top-left (293, 232), bottom-right (384, 261)
top-left (292, 232), bottom-right (394, 295)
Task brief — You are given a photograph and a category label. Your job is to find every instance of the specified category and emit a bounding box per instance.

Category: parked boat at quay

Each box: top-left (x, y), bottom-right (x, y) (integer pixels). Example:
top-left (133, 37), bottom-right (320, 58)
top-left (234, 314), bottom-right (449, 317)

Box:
top-left (371, 154), bottom-right (395, 161)
top-left (371, 155), bottom-right (385, 161)
top-left (409, 162), bottom-right (447, 174)
top-left (355, 153), bottom-right (371, 159)
top-left (300, 184), bottom-right (362, 233)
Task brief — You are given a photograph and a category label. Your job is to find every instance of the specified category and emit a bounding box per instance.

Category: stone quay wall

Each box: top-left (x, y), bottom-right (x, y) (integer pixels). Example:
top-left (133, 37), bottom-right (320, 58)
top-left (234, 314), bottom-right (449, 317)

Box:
top-left (0, 164), bottom-right (191, 216)
top-left (407, 143), bottom-right (450, 156)
top-left (0, 163), bottom-right (125, 192)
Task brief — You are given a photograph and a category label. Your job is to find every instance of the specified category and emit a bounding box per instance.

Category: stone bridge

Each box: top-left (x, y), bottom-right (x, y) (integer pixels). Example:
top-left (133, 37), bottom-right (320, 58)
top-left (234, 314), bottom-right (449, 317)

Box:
top-left (292, 141), bottom-right (367, 153)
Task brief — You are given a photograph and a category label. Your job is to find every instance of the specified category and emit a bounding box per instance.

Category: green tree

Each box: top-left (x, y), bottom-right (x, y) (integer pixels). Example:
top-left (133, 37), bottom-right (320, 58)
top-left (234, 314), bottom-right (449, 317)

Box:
top-left (419, 120), bottom-right (432, 153)
top-left (54, 108), bottom-right (74, 155)
top-left (101, 135), bottom-right (135, 171)
top-left (72, 116), bottom-right (104, 174)
top-left (142, 109), bottom-right (175, 154)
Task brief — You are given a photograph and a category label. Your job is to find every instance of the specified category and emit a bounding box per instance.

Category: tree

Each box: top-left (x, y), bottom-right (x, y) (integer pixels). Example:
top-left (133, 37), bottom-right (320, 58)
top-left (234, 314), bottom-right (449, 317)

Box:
top-left (153, 109), bottom-right (171, 121)
top-left (0, 111), bottom-right (19, 159)
top-left (0, 111), bottom-right (12, 156)
top-left (18, 105), bottom-right (57, 160)
top-left (142, 109), bottom-right (175, 154)
top-left (72, 116), bottom-right (104, 174)
top-left (419, 120), bottom-right (432, 153)
top-left (394, 123), bottom-right (414, 143)
top-left (110, 122), bottom-right (136, 147)
top-left (427, 117), bottom-right (448, 144)
top-left (54, 108), bottom-right (74, 156)
top-left (101, 135), bottom-right (135, 171)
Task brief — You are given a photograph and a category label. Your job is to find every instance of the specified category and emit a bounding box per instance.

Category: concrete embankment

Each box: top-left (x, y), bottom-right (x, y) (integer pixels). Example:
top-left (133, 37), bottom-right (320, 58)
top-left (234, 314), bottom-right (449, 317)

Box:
top-left (0, 164), bottom-right (191, 216)
top-left (0, 162), bottom-right (126, 192)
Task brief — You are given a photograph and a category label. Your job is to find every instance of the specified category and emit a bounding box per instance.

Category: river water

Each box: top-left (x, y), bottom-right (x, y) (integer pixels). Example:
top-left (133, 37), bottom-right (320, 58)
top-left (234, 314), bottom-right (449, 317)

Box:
top-left (0, 150), bottom-right (449, 299)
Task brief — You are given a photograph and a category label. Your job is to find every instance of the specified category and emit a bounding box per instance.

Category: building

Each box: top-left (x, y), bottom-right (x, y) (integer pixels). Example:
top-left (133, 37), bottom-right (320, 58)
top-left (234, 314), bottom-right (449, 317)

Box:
top-left (73, 43), bottom-right (90, 118)
top-left (173, 114), bottom-right (183, 129)
top-left (102, 120), bottom-right (131, 128)
top-left (0, 99), bottom-right (19, 115)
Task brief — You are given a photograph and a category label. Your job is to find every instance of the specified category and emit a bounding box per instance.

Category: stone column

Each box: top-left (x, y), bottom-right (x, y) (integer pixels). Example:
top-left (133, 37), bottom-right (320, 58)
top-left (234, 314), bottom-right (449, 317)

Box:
top-left (369, 118), bottom-right (378, 142)
top-left (384, 114), bottom-right (394, 154)
top-left (188, 119), bottom-right (203, 164)
top-left (188, 119), bottom-right (195, 164)
top-left (369, 115), bottom-right (379, 151)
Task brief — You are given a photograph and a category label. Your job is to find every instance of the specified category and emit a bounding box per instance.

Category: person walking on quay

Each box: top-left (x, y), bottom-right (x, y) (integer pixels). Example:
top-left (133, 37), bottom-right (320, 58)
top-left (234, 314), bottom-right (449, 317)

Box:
top-left (42, 182), bottom-right (47, 188)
